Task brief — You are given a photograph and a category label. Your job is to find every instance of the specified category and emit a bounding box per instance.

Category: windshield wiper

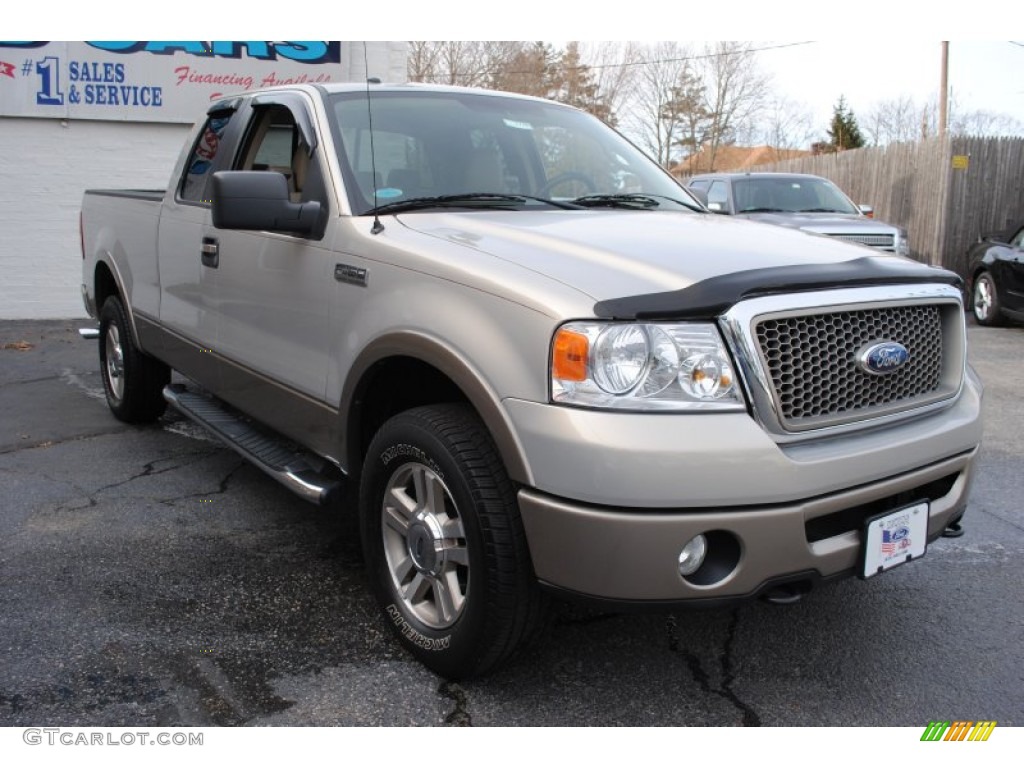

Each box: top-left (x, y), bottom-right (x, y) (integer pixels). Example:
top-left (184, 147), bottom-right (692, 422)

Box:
top-left (572, 193), bottom-right (659, 209)
top-left (798, 207), bottom-right (847, 213)
top-left (368, 192), bottom-right (579, 215)
top-left (739, 207), bottom-right (786, 213)
top-left (572, 193), bottom-right (703, 212)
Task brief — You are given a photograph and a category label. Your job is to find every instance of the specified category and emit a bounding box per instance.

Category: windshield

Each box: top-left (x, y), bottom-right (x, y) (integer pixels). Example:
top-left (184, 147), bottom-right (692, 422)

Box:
top-left (732, 177), bottom-right (860, 215)
top-left (326, 89), bottom-right (699, 215)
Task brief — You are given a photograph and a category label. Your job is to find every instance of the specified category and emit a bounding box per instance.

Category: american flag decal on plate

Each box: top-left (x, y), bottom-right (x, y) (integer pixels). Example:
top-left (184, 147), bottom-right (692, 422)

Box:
top-left (861, 502), bottom-right (929, 578)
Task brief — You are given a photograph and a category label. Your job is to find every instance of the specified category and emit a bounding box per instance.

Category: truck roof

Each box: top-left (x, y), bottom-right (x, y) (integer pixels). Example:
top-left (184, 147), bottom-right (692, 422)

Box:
top-left (213, 81), bottom-right (567, 107)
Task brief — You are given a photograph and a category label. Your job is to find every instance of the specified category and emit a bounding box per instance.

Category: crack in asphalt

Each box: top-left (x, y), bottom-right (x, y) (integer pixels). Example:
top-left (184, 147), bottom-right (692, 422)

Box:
top-left (438, 681), bottom-right (472, 726)
top-left (158, 461), bottom-right (247, 506)
top-left (978, 505), bottom-right (1024, 534)
top-left (0, 373), bottom-right (69, 388)
top-left (95, 451), bottom-right (222, 495)
top-left (52, 451), bottom-right (223, 512)
top-left (0, 428), bottom-right (133, 457)
top-left (667, 611), bottom-right (761, 727)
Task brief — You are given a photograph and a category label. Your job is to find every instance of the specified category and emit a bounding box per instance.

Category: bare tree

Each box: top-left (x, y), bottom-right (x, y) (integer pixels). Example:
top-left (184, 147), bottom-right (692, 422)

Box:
top-left (863, 95), bottom-right (920, 145)
top-left (407, 41), bottom-right (441, 83)
top-left (949, 107), bottom-right (1024, 137)
top-left (861, 89), bottom-right (1024, 144)
top-left (577, 41), bottom-right (642, 123)
top-left (758, 96), bottom-right (815, 153)
top-left (694, 41), bottom-right (770, 171)
top-left (406, 41), bottom-right (501, 87)
top-left (623, 41), bottom-right (697, 167)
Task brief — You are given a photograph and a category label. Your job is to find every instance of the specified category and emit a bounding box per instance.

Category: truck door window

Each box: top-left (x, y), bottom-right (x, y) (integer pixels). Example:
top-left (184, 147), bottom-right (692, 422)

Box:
top-left (236, 105), bottom-right (325, 205)
top-left (180, 114), bottom-right (233, 203)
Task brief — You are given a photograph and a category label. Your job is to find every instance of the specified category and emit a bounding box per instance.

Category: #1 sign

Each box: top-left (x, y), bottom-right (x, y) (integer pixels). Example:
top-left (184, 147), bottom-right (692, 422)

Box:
top-left (0, 41), bottom-right (373, 123)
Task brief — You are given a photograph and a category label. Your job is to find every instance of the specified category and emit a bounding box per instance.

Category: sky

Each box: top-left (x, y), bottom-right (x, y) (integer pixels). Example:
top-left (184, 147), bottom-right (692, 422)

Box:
top-left (756, 40), bottom-right (1024, 136)
top-left (16, 0), bottom-right (1024, 137)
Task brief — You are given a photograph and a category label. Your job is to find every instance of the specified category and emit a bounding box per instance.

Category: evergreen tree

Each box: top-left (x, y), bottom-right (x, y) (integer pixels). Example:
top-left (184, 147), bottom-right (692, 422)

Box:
top-left (666, 68), bottom-right (712, 163)
top-left (555, 42), bottom-right (615, 126)
top-left (489, 42), bottom-right (558, 99)
top-left (827, 96), bottom-right (865, 150)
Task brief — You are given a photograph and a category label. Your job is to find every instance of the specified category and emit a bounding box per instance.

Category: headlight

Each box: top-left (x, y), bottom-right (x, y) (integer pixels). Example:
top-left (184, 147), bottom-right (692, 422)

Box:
top-left (551, 321), bottom-right (746, 411)
top-left (897, 229), bottom-right (911, 257)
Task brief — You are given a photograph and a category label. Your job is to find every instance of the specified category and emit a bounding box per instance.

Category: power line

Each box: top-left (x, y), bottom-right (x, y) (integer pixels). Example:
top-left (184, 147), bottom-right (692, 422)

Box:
top-left (410, 40), bottom-right (817, 80)
top-left (572, 40), bottom-right (816, 73)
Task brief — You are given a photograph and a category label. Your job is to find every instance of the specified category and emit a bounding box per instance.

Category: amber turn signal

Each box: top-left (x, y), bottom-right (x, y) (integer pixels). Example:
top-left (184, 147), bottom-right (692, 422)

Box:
top-left (552, 328), bottom-right (589, 381)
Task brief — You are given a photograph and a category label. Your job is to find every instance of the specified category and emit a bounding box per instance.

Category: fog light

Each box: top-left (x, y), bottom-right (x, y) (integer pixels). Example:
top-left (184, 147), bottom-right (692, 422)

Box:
top-left (678, 534), bottom-right (707, 577)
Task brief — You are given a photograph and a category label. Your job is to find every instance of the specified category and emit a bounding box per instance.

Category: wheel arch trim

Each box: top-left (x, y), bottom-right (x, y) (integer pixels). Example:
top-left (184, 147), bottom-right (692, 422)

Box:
top-left (340, 331), bottom-right (533, 486)
top-left (94, 254), bottom-right (143, 350)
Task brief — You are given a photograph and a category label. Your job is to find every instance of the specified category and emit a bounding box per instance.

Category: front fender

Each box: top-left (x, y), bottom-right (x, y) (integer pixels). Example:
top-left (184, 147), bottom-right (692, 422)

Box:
top-left (339, 330), bottom-right (534, 485)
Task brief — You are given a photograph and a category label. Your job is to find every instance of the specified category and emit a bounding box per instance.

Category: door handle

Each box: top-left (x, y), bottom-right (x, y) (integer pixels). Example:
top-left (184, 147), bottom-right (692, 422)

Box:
top-left (201, 237), bottom-right (219, 268)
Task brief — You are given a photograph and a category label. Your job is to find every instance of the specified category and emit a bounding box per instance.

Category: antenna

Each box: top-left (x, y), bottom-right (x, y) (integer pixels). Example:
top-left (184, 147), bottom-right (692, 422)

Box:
top-left (363, 42), bottom-right (384, 235)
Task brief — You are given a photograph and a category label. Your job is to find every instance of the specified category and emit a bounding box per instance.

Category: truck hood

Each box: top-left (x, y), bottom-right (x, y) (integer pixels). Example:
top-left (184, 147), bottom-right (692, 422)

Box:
top-left (396, 209), bottom-right (906, 304)
top-left (737, 211), bottom-right (898, 235)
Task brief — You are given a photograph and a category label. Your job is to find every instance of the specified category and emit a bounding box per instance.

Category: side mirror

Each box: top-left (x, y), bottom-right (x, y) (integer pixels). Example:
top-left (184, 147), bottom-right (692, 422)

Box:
top-left (212, 171), bottom-right (321, 235)
top-left (858, 204), bottom-right (874, 218)
top-left (707, 202), bottom-right (726, 213)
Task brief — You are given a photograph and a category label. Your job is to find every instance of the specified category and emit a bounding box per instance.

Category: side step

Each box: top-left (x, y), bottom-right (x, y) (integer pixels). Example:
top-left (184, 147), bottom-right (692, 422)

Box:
top-left (163, 383), bottom-right (345, 506)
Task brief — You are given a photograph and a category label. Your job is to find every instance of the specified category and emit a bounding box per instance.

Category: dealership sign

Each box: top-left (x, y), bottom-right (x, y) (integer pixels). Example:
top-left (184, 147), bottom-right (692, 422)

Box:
top-left (0, 42), bottom-right (393, 123)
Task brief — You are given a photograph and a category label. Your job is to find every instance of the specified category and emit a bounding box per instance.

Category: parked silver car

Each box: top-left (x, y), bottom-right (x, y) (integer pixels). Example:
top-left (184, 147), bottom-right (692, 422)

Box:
top-left (688, 172), bottom-right (911, 257)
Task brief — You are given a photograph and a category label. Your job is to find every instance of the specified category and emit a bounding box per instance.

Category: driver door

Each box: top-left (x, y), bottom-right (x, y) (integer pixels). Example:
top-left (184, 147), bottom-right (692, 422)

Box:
top-left (208, 95), bottom-right (333, 426)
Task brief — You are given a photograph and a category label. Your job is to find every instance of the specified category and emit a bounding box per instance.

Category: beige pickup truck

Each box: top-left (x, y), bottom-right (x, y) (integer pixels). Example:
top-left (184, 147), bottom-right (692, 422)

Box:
top-left (80, 83), bottom-right (983, 679)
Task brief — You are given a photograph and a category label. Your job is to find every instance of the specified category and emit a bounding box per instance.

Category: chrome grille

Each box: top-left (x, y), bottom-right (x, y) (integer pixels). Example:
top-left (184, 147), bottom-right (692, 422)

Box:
top-left (754, 305), bottom-right (945, 430)
top-left (826, 233), bottom-right (895, 249)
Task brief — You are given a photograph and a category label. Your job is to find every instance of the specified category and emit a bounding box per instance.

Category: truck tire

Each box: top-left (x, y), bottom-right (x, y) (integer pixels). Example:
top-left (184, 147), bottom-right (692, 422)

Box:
top-left (98, 295), bottom-right (170, 423)
top-left (972, 271), bottom-right (1004, 326)
top-left (360, 404), bottom-right (543, 679)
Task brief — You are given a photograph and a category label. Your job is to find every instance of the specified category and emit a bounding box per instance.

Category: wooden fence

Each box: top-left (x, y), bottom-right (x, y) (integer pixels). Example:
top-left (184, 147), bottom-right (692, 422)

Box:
top-left (736, 136), bottom-right (1024, 276)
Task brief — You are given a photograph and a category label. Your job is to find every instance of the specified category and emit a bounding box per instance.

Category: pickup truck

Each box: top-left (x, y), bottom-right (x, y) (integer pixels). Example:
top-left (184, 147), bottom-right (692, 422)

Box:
top-left (687, 172), bottom-right (911, 257)
top-left (80, 83), bottom-right (983, 680)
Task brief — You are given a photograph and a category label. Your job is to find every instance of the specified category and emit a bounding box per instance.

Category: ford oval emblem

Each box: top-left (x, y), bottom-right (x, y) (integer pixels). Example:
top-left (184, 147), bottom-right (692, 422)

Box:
top-left (857, 341), bottom-right (910, 375)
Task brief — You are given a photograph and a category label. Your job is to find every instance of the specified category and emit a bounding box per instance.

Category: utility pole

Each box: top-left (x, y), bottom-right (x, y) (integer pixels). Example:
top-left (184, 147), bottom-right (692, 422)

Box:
top-left (939, 41), bottom-right (949, 137)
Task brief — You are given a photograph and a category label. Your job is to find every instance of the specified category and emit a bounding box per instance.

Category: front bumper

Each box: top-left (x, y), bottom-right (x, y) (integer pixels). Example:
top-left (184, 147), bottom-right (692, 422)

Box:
top-left (519, 447), bottom-right (977, 604)
top-left (504, 366), bottom-right (982, 508)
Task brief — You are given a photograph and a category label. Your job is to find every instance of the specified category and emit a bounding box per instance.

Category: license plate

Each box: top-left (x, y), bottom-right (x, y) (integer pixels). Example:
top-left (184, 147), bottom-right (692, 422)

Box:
top-left (860, 501), bottom-right (929, 579)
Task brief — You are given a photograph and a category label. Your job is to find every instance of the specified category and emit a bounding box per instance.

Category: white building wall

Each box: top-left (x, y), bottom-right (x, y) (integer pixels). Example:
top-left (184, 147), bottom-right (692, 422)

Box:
top-left (0, 41), bottom-right (408, 320)
top-left (0, 118), bottom-right (191, 319)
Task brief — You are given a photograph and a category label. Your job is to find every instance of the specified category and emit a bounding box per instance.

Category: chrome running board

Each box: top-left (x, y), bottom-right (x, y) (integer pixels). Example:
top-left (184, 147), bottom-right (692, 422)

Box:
top-left (163, 383), bottom-right (344, 506)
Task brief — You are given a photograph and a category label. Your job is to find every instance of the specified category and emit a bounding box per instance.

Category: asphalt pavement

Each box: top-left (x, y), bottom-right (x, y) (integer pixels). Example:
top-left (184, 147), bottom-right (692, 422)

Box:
top-left (0, 317), bottom-right (1021, 727)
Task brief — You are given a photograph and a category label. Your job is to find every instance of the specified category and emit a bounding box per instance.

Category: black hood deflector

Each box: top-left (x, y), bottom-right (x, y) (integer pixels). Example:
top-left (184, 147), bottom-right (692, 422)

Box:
top-left (592, 256), bottom-right (962, 320)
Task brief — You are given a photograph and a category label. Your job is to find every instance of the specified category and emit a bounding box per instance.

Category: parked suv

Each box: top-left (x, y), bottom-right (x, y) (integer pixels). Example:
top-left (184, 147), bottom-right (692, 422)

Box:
top-left (687, 172), bottom-right (910, 257)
